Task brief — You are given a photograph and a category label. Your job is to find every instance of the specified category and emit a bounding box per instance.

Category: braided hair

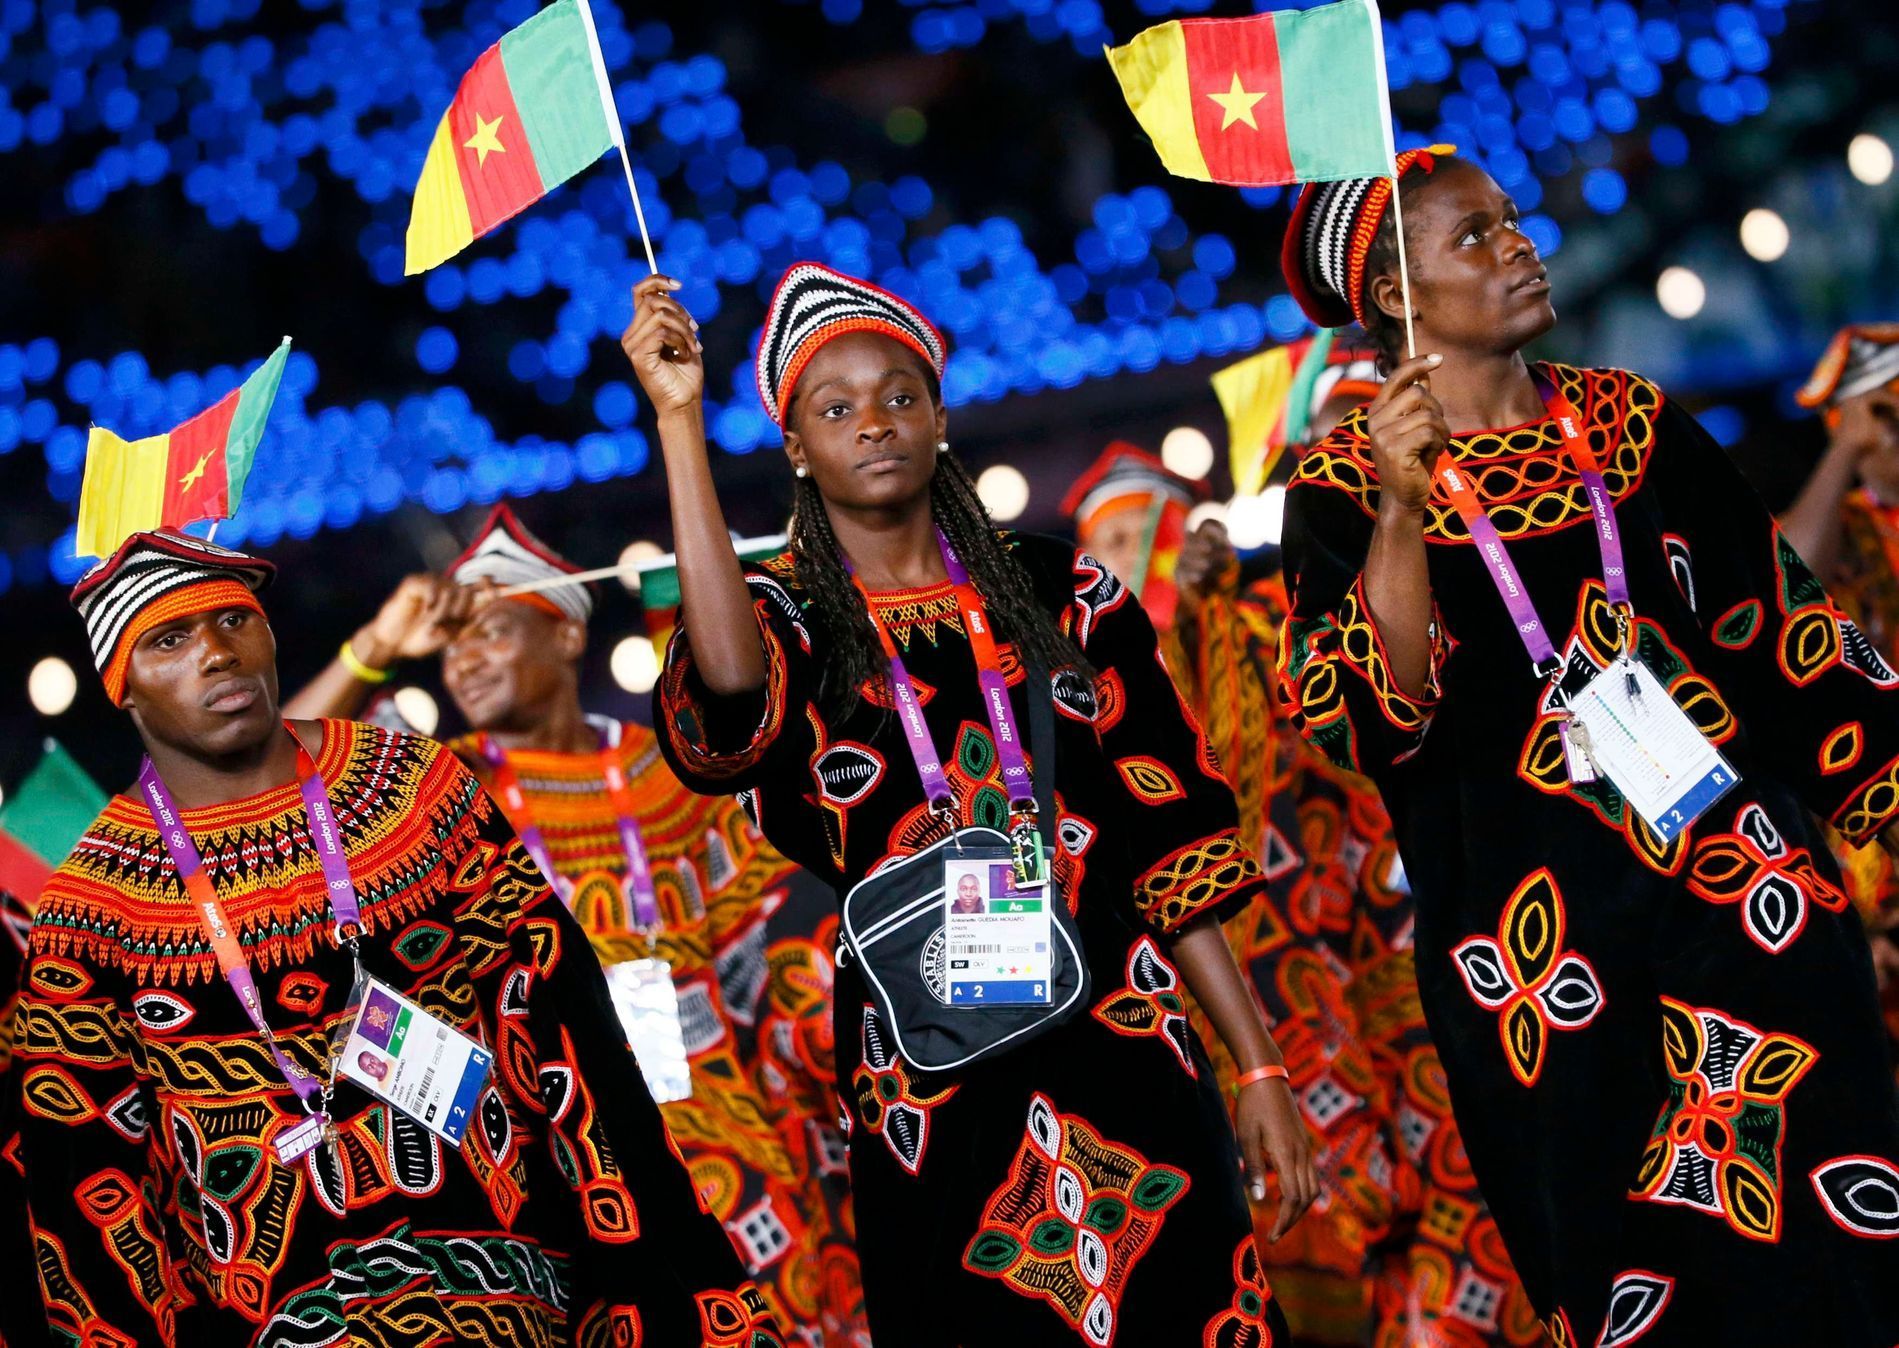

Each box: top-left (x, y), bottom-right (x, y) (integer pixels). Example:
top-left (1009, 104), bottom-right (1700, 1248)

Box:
top-left (787, 447), bottom-right (1093, 717)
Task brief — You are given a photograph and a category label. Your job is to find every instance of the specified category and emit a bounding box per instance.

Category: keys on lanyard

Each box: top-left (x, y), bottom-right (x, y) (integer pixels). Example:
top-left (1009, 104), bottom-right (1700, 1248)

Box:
top-left (849, 528), bottom-right (1044, 887)
top-left (139, 722), bottom-right (362, 1169)
top-left (479, 727), bottom-right (662, 930)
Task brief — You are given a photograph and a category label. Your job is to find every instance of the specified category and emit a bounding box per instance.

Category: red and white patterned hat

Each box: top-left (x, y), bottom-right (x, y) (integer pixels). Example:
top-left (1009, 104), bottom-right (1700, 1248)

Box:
top-left (70, 528), bottom-right (274, 705)
top-left (756, 262), bottom-right (948, 427)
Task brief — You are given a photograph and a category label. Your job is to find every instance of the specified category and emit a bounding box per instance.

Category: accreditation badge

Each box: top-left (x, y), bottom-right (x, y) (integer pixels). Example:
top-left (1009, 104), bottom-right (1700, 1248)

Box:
top-left (943, 846), bottom-right (1054, 1007)
top-left (1562, 656), bottom-right (1739, 842)
top-left (337, 977), bottom-right (493, 1146)
top-left (604, 958), bottom-right (693, 1104)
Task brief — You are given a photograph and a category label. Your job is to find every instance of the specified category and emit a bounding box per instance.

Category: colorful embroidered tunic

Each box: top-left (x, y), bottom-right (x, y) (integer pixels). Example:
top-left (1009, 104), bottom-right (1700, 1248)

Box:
top-left (1279, 363), bottom-right (1899, 1345)
top-left (1167, 576), bottom-right (1543, 1346)
top-left (446, 720), bottom-right (865, 1342)
top-left (0, 721), bottom-right (780, 1348)
top-left (657, 533), bottom-right (1287, 1347)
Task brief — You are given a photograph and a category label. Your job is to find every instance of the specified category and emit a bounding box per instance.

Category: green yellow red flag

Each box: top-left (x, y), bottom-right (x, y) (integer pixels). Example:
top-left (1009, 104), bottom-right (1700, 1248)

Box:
top-left (406, 0), bottom-right (624, 274)
top-left (1212, 332), bottom-right (1335, 497)
top-left (635, 536), bottom-right (788, 655)
top-left (75, 337), bottom-right (291, 558)
top-left (1107, 0), bottom-right (1395, 187)
top-left (0, 740), bottom-right (107, 900)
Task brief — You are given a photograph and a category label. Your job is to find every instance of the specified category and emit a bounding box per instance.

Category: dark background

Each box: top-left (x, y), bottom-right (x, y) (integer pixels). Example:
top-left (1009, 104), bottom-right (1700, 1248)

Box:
top-left (2, 0), bottom-right (1895, 794)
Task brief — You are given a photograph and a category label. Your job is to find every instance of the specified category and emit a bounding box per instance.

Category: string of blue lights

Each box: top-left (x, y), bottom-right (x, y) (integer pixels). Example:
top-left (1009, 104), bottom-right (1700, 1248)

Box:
top-left (0, 0), bottom-right (1806, 592)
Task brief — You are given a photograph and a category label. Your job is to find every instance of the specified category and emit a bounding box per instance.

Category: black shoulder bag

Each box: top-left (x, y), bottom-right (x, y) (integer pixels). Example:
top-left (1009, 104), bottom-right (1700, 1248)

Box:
top-left (837, 659), bottom-right (1090, 1073)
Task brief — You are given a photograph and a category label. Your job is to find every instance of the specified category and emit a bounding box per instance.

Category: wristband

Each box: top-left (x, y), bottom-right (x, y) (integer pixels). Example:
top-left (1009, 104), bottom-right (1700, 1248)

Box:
top-left (1230, 1063), bottom-right (1290, 1098)
top-left (338, 638), bottom-right (393, 684)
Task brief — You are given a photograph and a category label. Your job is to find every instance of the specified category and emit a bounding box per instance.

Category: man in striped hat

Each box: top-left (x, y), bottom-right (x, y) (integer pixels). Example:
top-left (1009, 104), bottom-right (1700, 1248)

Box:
top-left (283, 505), bottom-right (865, 1341)
top-left (0, 526), bottom-right (784, 1345)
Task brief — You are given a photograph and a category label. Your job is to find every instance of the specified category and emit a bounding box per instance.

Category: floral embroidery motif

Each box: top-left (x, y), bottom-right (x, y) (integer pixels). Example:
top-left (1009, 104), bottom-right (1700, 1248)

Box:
top-left (1631, 998), bottom-right (1817, 1242)
top-left (963, 1093), bottom-right (1188, 1346)
top-left (849, 1005), bottom-right (957, 1177)
top-left (1451, 868), bottom-right (1604, 1087)
top-left (1091, 937), bottom-right (1196, 1077)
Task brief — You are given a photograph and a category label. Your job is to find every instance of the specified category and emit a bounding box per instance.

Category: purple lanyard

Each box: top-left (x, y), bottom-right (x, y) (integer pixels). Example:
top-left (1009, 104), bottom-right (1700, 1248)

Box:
top-left (849, 528), bottom-right (1035, 817)
top-left (1430, 375), bottom-right (1632, 675)
top-left (478, 728), bottom-right (661, 928)
top-left (139, 726), bottom-right (361, 1112)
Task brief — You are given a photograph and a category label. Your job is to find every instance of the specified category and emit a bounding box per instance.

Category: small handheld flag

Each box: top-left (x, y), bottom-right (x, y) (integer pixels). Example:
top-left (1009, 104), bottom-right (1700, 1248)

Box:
top-left (75, 338), bottom-right (291, 558)
top-left (406, 0), bottom-right (657, 275)
top-left (634, 537), bottom-right (788, 655)
top-left (1106, 0), bottom-right (1395, 188)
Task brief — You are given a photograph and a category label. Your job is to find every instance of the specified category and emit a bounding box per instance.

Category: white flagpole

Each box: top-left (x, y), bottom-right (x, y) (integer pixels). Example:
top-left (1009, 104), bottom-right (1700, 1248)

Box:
top-left (576, 0), bottom-right (660, 275)
top-left (1362, 0), bottom-right (1416, 358)
top-left (1389, 179), bottom-right (1418, 359)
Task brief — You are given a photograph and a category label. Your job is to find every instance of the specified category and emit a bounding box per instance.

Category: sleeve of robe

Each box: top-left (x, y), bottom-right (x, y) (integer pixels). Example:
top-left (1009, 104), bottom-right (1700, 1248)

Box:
top-left (655, 566), bottom-right (824, 797)
top-left (1068, 549), bottom-right (1266, 936)
top-left (1, 900), bottom-right (191, 1346)
top-left (1646, 396), bottom-right (1899, 847)
top-left (452, 764), bottom-right (785, 1347)
top-left (1276, 461), bottom-right (1458, 774)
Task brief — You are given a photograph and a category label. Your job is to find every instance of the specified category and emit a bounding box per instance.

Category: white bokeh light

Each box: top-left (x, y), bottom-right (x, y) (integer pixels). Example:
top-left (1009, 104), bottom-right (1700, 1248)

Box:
top-left (393, 686), bottom-right (440, 737)
top-left (28, 657), bottom-right (77, 717)
top-left (1160, 426), bottom-right (1215, 480)
top-left (1656, 267), bottom-right (1706, 320)
top-left (618, 539), bottom-right (664, 591)
top-left (612, 635), bottom-right (660, 694)
top-left (1226, 487), bottom-right (1286, 550)
top-left (1849, 133), bottom-right (1894, 186)
top-left (977, 464), bottom-right (1030, 522)
top-left (1738, 209), bottom-right (1789, 263)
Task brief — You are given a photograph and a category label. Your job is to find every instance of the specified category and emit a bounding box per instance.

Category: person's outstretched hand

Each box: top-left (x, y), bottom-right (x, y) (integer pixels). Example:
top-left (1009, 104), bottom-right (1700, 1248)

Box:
top-left (1234, 1075), bottom-right (1319, 1241)
top-left (622, 274), bottom-right (704, 415)
top-left (353, 574), bottom-right (493, 670)
top-left (1175, 519), bottom-right (1238, 615)
top-left (1364, 352), bottom-right (1449, 517)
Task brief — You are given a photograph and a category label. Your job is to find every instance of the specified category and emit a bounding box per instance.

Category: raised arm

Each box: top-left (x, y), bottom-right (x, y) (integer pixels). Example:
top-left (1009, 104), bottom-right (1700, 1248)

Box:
top-left (1360, 353), bottom-right (1449, 698)
top-left (1777, 389), bottom-right (1896, 578)
top-left (622, 275), bottom-right (764, 695)
top-left (281, 574), bottom-right (489, 720)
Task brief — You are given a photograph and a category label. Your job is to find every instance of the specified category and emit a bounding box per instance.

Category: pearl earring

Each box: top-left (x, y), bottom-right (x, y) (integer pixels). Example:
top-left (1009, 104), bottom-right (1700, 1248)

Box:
top-left (936, 440), bottom-right (950, 454)
top-left (794, 465), bottom-right (808, 479)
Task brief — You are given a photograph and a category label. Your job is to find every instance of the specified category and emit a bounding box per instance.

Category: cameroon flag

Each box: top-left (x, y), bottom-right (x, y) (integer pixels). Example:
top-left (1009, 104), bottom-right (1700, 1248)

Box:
top-left (406, 0), bottom-right (622, 274)
top-left (76, 338), bottom-right (290, 558)
top-left (635, 536), bottom-right (788, 656)
top-left (1107, 0), bottom-right (1395, 187)
top-left (1212, 331), bottom-right (1334, 497)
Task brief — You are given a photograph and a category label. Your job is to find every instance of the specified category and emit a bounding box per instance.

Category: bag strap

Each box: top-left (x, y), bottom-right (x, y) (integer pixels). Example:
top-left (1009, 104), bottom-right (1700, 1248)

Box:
top-left (1027, 656), bottom-right (1057, 829)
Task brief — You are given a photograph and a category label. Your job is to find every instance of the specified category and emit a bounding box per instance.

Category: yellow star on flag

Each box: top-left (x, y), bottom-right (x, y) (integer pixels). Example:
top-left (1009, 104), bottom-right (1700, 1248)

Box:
top-left (464, 112), bottom-right (507, 165)
top-left (1206, 73), bottom-right (1266, 131)
top-left (178, 446), bottom-right (216, 490)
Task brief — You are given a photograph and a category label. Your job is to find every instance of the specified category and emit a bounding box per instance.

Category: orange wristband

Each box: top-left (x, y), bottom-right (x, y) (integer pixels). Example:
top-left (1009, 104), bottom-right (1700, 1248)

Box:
top-left (1231, 1063), bottom-right (1290, 1098)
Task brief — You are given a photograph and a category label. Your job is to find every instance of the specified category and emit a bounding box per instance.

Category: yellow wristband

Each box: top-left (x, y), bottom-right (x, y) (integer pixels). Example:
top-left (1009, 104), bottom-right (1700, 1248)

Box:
top-left (338, 638), bottom-right (393, 684)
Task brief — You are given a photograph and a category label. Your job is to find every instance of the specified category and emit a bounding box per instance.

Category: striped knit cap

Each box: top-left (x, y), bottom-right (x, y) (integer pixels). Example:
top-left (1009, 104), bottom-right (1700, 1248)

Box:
top-left (447, 504), bottom-right (592, 623)
top-left (756, 262), bottom-right (947, 427)
top-left (70, 528), bottom-right (275, 706)
top-left (1795, 324), bottom-right (1899, 410)
top-left (1281, 145), bottom-right (1458, 330)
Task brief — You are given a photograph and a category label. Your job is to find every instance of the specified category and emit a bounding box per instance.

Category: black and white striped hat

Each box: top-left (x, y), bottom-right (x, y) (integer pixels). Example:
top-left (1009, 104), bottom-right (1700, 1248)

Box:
top-left (447, 504), bottom-right (592, 623)
top-left (1281, 145), bottom-right (1457, 330)
top-left (756, 262), bottom-right (947, 426)
top-left (70, 528), bottom-right (275, 704)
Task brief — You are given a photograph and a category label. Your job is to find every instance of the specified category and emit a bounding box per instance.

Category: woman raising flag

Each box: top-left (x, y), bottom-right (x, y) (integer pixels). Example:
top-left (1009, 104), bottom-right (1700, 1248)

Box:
top-left (1276, 144), bottom-right (1899, 1345)
top-left (623, 263), bottom-right (1316, 1345)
